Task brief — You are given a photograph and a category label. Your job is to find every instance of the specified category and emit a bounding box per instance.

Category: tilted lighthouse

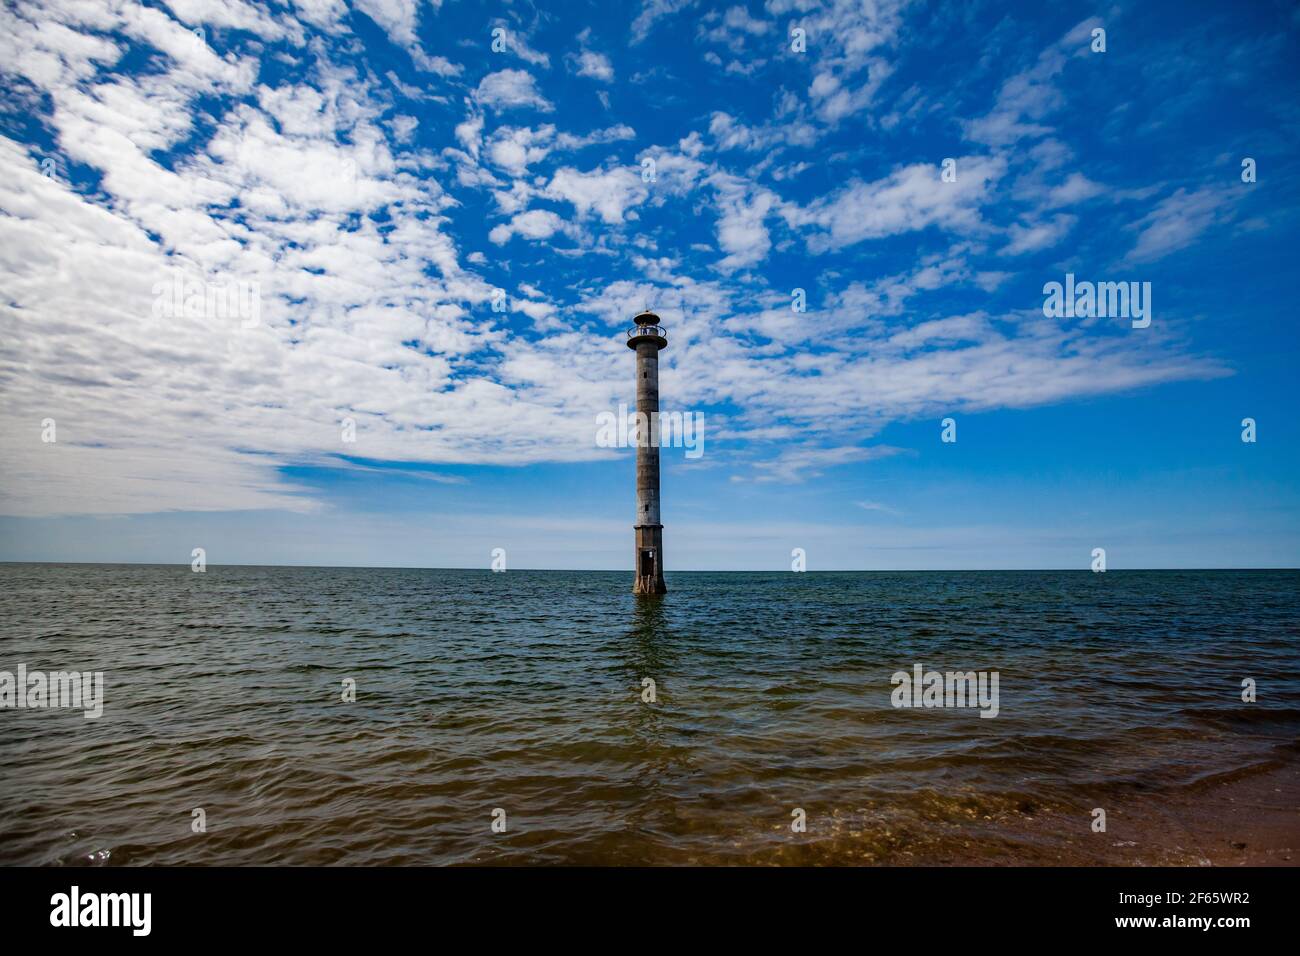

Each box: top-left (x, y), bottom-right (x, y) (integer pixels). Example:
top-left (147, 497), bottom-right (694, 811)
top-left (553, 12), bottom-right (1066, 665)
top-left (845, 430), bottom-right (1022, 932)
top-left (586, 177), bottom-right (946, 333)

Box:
top-left (628, 310), bottom-right (668, 595)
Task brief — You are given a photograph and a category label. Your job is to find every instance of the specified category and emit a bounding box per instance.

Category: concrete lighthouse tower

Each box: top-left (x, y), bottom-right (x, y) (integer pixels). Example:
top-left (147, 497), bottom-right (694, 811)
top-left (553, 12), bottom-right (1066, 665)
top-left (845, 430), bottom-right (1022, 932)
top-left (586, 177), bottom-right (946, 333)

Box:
top-left (628, 309), bottom-right (668, 595)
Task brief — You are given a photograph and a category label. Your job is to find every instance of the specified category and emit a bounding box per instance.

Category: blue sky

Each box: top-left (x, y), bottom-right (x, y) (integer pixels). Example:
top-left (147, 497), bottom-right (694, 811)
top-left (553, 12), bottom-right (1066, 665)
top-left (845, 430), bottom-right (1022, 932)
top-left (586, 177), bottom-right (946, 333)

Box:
top-left (0, 0), bottom-right (1297, 569)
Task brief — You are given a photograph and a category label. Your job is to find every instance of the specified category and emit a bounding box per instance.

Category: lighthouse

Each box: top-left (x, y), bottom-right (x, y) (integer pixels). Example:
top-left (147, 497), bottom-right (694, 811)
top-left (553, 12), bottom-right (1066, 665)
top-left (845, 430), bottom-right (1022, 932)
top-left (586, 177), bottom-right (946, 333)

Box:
top-left (628, 309), bottom-right (668, 595)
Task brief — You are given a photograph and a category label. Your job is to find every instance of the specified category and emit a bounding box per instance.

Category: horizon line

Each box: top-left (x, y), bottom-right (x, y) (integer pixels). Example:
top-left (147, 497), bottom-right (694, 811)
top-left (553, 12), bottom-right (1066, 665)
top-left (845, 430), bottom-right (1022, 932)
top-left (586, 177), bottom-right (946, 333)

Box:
top-left (1, 560), bottom-right (1297, 573)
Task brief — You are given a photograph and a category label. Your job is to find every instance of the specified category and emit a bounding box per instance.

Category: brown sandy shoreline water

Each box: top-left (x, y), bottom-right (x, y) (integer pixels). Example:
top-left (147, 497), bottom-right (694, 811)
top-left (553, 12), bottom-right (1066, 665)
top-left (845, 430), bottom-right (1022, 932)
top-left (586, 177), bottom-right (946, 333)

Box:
top-left (855, 758), bottom-right (1300, 867)
top-left (1094, 760), bottom-right (1299, 867)
top-left (1, 565), bottom-right (1297, 866)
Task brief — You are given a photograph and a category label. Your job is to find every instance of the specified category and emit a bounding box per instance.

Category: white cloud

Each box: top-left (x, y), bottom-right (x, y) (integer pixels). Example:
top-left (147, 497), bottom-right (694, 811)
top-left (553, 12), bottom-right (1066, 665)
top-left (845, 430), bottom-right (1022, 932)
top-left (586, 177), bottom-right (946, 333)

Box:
top-left (964, 18), bottom-right (1100, 146)
top-left (483, 123), bottom-right (635, 176)
top-left (708, 110), bottom-right (817, 152)
top-left (545, 165), bottom-right (648, 223)
top-left (699, 5), bottom-right (772, 55)
top-left (638, 134), bottom-right (709, 198)
top-left (1125, 187), bottom-right (1227, 264)
top-left (630, 0), bottom-right (694, 44)
top-left (486, 125), bottom-right (554, 175)
top-left (1001, 213), bottom-right (1076, 256)
top-left (164, 0), bottom-right (299, 41)
top-left (416, 54), bottom-right (463, 77)
top-left (490, 22), bottom-right (551, 69)
top-left (855, 499), bottom-right (902, 516)
top-left (762, 0), bottom-right (907, 123)
top-left (488, 208), bottom-right (570, 244)
top-left (785, 156), bottom-right (1007, 253)
top-left (473, 69), bottom-right (553, 112)
top-left (454, 110), bottom-right (484, 160)
top-left (1045, 172), bottom-right (1106, 207)
top-left (709, 174), bottom-right (777, 271)
top-left (808, 59), bottom-right (892, 123)
top-left (746, 445), bottom-right (904, 483)
top-left (570, 50), bottom-right (614, 82)
top-left (352, 0), bottom-right (463, 75)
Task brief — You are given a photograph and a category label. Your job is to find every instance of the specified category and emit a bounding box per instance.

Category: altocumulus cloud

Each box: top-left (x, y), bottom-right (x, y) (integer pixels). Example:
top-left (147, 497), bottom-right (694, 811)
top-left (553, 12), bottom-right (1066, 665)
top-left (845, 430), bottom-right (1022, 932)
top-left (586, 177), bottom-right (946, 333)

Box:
top-left (0, 0), bottom-right (1268, 521)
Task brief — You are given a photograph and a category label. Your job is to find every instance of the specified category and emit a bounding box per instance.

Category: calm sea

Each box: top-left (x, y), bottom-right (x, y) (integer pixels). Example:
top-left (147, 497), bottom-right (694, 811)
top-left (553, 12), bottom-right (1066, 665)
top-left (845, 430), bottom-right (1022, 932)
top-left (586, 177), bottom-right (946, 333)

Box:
top-left (1, 564), bottom-right (1297, 865)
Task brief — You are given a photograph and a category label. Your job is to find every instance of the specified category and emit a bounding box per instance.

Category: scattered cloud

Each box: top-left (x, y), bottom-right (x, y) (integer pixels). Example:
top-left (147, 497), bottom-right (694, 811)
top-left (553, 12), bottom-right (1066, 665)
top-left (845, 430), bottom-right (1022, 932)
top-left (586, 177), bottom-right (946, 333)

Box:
top-left (1125, 187), bottom-right (1228, 264)
top-left (1002, 213), bottom-right (1077, 256)
top-left (569, 50), bottom-right (614, 82)
top-left (785, 157), bottom-right (1007, 253)
top-left (0, 0), bottom-right (1270, 519)
top-left (474, 69), bottom-right (553, 112)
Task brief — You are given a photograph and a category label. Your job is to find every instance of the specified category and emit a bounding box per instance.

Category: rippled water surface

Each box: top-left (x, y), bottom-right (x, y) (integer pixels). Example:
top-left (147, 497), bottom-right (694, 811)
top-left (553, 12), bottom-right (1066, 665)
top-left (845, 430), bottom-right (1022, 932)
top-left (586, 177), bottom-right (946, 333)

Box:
top-left (1, 564), bottom-right (1297, 865)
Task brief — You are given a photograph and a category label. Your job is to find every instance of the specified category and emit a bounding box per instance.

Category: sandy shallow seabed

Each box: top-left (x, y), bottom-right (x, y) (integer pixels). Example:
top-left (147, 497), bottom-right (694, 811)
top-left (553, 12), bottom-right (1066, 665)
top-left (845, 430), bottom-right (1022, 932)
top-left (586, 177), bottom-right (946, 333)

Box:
top-left (898, 759), bottom-right (1300, 867)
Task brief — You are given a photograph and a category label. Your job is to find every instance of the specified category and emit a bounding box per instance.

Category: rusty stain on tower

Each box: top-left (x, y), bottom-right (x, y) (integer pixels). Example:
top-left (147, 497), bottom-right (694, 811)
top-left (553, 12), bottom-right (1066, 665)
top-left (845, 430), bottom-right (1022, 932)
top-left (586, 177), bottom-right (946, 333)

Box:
top-left (627, 309), bottom-right (668, 595)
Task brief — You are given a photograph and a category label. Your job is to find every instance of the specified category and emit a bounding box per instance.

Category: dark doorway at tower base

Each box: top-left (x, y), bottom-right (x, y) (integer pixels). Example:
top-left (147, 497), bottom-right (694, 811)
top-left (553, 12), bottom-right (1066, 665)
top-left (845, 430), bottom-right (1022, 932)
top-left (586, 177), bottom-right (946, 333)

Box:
top-left (633, 523), bottom-right (667, 595)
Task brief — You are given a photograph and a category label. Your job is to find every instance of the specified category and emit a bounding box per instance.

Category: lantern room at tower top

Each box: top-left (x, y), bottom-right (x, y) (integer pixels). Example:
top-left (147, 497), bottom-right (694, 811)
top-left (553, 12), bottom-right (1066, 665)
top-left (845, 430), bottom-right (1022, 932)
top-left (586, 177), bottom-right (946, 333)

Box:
top-left (627, 309), bottom-right (668, 350)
